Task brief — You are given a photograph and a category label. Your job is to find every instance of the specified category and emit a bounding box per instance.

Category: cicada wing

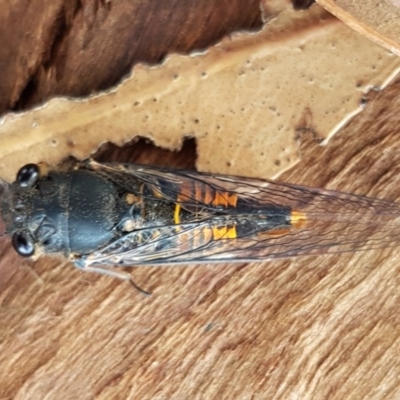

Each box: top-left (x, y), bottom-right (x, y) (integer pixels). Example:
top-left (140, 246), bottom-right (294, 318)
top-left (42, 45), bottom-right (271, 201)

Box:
top-left (80, 217), bottom-right (400, 267)
top-left (80, 161), bottom-right (400, 267)
top-left (82, 222), bottom-right (208, 266)
top-left (89, 161), bottom-right (400, 221)
top-left (81, 213), bottom-right (400, 268)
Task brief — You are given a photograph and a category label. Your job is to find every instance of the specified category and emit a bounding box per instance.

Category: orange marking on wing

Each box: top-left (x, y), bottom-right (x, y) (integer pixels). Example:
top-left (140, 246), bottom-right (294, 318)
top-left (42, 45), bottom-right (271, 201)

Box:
top-left (194, 226), bottom-right (213, 249)
top-left (211, 226), bottom-right (237, 240)
top-left (204, 185), bottom-right (213, 205)
top-left (258, 228), bottom-right (292, 237)
top-left (195, 182), bottom-right (202, 204)
top-left (290, 210), bottom-right (307, 228)
top-left (212, 192), bottom-right (227, 207)
top-left (211, 192), bottom-right (238, 208)
top-left (226, 193), bottom-right (238, 207)
top-left (177, 182), bottom-right (193, 203)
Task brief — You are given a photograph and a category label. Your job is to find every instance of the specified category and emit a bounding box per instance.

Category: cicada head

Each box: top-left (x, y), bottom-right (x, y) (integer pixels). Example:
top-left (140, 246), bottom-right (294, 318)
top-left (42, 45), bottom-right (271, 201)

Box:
top-left (1, 164), bottom-right (42, 257)
top-left (1, 163), bottom-right (80, 258)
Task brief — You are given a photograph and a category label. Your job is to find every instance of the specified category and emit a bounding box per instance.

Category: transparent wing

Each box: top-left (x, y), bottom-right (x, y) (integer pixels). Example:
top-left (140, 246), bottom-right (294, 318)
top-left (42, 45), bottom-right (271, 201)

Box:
top-left (81, 161), bottom-right (400, 267)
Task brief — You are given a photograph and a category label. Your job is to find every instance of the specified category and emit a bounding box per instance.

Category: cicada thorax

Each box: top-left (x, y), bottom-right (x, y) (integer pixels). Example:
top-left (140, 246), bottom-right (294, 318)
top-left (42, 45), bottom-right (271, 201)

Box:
top-left (4, 164), bottom-right (141, 258)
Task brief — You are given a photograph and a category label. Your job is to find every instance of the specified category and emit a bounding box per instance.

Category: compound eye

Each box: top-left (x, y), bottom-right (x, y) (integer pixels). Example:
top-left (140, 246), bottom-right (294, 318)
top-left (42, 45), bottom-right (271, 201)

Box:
top-left (16, 164), bottom-right (39, 188)
top-left (12, 232), bottom-right (35, 257)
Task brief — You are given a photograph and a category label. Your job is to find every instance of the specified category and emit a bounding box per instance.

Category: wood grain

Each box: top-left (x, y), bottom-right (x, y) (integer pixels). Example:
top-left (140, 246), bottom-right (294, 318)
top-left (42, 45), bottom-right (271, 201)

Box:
top-left (317, 0), bottom-right (400, 56)
top-left (2, 1), bottom-right (400, 399)
top-left (0, 0), bottom-right (262, 111)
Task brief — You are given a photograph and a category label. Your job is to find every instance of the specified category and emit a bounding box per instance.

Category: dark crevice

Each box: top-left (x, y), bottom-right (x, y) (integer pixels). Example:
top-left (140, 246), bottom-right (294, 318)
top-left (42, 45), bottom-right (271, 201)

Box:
top-left (292, 0), bottom-right (315, 10)
top-left (13, 3), bottom-right (80, 110)
top-left (12, 77), bottom-right (40, 111)
top-left (93, 137), bottom-right (197, 170)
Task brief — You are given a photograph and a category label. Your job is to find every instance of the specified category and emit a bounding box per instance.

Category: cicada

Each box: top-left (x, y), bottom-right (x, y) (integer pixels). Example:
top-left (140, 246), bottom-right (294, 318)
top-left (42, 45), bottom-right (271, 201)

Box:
top-left (1, 160), bottom-right (400, 283)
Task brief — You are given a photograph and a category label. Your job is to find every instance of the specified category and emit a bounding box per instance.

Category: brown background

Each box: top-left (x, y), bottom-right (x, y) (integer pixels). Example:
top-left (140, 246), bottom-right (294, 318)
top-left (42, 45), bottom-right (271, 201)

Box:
top-left (2, 1), bottom-right (400, 399)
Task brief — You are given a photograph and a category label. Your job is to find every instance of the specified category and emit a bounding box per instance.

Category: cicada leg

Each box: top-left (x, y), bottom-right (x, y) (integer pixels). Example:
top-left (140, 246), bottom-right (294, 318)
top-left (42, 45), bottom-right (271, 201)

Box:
top-left (72, 256), bottom-right (151, 296)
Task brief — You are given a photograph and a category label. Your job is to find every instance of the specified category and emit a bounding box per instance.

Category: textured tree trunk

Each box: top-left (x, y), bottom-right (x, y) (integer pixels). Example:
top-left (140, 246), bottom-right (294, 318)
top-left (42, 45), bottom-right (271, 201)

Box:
top-left (2, 1), bottom-right (400, 399)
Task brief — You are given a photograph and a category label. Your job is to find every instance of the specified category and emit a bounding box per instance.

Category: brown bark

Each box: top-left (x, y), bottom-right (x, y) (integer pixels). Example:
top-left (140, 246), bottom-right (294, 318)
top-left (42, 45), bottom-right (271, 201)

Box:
top-left (1, 1), bottom-right (400, 399)
top-left (317, 0), bottom-right (400, 56)
top-left (0, 0), bottom-right (262, 111)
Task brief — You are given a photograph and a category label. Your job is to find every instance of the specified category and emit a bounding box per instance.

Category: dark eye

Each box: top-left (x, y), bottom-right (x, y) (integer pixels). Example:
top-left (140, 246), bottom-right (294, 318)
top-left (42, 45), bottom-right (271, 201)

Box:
top-left (12, 232), bottom-right (35, 257)
top-left (16, 164), bottom-right (39, 188)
